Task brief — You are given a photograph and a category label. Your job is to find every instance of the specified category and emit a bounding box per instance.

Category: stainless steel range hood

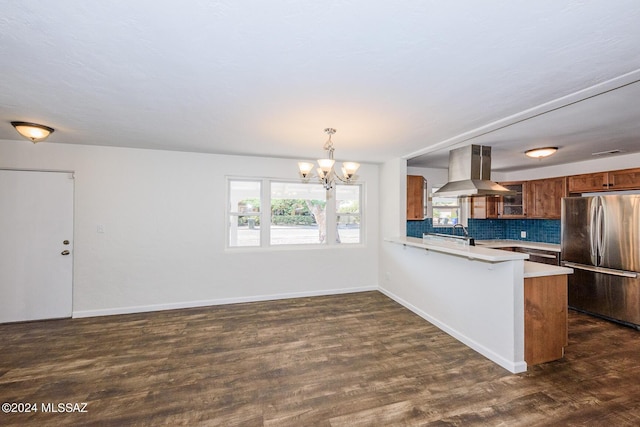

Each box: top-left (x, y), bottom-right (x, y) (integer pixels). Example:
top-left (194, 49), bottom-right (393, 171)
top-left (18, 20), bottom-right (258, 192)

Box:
top-left (433, 145), bottom-right (515, 198)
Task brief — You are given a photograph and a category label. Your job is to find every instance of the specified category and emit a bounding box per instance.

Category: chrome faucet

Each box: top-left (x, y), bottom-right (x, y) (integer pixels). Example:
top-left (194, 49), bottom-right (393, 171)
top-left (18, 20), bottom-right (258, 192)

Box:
top-left (453, 223), bottom-right (475, 245)
top-left (453, 223), bottom-right (469, 237)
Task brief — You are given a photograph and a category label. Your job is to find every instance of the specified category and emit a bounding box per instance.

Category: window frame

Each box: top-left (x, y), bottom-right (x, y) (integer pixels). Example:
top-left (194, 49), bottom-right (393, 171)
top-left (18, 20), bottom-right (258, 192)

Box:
top-left (269, 180), bottom-right (328, 246)
top-left (227, 178), bottom-right (264, 247)
top-left (431, 186), bottom-right (462, 228)
top-left (226, 177), bottom-right (364, 249)
top-left (334, 184), bottom-right (362, 245)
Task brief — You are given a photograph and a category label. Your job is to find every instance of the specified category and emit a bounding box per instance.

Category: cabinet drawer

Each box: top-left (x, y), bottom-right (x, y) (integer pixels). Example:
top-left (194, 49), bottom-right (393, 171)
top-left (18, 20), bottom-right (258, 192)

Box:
top-left (520, 249), bottom-right (560, 265)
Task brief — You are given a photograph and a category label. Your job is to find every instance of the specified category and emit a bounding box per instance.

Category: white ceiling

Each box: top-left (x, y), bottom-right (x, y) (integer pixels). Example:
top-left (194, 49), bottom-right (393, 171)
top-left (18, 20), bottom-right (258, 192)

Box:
top-left (1, 1), bottom-right (640, 172)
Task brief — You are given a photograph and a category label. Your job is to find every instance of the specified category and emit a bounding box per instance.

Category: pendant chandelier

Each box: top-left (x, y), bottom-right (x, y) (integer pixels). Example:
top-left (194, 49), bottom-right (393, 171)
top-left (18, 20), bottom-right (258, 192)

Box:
top-left (298, 128), bottom-right (360, 190)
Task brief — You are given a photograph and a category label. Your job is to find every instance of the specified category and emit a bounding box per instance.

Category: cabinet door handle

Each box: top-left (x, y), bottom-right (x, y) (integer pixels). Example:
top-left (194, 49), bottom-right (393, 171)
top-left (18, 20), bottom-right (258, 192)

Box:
top-left (61, 250), bottom-right (70, 256)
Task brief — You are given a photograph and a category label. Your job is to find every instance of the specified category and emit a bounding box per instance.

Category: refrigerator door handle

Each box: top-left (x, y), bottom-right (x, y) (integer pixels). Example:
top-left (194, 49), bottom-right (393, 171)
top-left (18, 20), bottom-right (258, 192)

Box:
top-left (597, 203), bottom-right (605, 265)
top-left (589, 198), bottom-right (599, 265)
top-left (562, 261), bottom-right (638, 278)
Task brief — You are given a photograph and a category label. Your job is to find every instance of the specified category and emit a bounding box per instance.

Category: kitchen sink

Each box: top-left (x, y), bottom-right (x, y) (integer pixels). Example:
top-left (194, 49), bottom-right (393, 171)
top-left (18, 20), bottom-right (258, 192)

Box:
top-left (423, 233), bottom-right (475, 246)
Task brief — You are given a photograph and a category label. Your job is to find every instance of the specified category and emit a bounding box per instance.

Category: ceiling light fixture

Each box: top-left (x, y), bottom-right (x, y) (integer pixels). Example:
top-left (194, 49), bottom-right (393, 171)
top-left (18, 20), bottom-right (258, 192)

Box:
top-left (525, 147), bottom-right (558, 159)
top-left (11, 121), bottom-right (55, 143)
top-left (298, 128), bottom-right (360, 190)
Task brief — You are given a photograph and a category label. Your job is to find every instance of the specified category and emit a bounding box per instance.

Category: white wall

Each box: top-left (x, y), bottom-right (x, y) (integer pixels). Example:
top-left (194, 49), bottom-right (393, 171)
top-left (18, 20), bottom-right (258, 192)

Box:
top-left (380, 158), bottom-right (407, 238)
top-left (379, 241), bottom-right (526, 373)
top-left (0, 140), bottom-right (379, 317)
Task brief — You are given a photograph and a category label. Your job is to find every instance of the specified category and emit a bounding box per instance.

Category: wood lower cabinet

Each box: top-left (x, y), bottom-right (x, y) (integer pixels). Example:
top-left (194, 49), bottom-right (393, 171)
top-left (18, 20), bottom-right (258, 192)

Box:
top-left (527, 177), bottom-right (567, 219)
top-left (407, 175), bottom-right (427, 220)
top-left (524, 274), bottom-right (568, 366)
top-left (568, 168), bottom-right (640, 193)
top-left (518, 248), bottom-right (560, 265)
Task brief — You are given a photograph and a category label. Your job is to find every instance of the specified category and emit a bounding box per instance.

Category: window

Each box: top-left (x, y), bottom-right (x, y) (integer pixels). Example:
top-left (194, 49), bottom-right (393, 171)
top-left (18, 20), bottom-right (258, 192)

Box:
top-left (431, 187), bottom-right (461, 227)
top-left (228, 180), bottom-right (261, 247)
top-left (270, 182), bottom-right (326, 245)
top-left (336, 185), bottom-right (360, 244)
top-left (228, 178), bottom-right (363, 248)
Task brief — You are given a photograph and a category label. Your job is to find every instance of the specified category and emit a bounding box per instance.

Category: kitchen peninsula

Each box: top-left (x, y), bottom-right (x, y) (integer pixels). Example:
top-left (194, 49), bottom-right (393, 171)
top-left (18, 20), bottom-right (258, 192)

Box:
top-left (380, 236), bottom-right (572, 373)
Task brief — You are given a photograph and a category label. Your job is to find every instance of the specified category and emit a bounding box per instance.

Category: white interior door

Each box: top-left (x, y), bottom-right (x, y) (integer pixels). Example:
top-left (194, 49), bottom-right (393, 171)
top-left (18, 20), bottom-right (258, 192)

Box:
top-left (0, 170), bottom-right (74, 323)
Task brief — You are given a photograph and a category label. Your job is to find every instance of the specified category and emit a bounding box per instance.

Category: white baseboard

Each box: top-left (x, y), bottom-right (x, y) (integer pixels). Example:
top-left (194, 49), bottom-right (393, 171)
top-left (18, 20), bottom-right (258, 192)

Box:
top-left (72, 285), bottom-right (377, 319)
top-left (378, 287), bottom-right (527, 374)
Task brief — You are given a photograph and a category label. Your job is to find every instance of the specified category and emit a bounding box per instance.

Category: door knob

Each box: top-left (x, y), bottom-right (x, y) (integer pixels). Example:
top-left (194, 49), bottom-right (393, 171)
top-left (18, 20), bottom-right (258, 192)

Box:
top-left (61, 250), bottom-right (70, 256)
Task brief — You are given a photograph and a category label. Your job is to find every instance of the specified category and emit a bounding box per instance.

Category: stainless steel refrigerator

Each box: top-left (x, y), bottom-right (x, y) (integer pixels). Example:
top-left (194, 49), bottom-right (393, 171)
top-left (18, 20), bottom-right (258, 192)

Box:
top-left (561, 195), bottom-right (640, 329)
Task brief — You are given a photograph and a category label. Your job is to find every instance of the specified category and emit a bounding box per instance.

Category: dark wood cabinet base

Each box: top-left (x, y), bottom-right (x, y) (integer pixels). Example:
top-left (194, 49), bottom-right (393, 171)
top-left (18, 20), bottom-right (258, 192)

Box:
top-left (524, 274), bottom-right (568, 365)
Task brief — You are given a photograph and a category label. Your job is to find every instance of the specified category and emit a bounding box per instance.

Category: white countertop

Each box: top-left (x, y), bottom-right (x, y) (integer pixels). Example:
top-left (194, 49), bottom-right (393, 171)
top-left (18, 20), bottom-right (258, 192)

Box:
top-left (524, 261), bottom-right (573, 278)
top-left (386, 236), bottom-right (528, 262)
top-left (477, 240), bottom-right (570, 276)
top-left (475, 240), bottom-right (561, 252)
top-left (386, 237), bottom-right (572, 277)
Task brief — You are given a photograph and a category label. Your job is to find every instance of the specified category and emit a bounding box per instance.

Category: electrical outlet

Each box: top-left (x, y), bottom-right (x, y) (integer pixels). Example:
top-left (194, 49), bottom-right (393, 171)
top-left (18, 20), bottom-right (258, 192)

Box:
top-left (520, 231), bottom-right (527, 238)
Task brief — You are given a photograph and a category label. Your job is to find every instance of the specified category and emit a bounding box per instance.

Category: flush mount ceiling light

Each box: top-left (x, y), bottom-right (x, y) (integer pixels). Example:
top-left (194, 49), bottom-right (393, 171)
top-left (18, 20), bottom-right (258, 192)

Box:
top-left (11, 121), bottom-right (55, 143)
top-left (525, 147), bottom-right (558, 159)
top-left (298, 128), bottom-right (360, 190)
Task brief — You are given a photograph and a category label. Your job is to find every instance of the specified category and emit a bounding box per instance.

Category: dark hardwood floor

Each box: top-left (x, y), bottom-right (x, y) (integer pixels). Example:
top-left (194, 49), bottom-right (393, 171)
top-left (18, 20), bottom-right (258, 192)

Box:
top-left (1, 291), bottom-right (639, 426)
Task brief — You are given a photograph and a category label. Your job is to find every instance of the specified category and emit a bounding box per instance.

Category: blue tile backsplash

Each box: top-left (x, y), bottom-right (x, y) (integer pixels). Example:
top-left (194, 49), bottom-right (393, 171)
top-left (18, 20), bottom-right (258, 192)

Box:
top-left (407, 218), bottom-right (561, 244)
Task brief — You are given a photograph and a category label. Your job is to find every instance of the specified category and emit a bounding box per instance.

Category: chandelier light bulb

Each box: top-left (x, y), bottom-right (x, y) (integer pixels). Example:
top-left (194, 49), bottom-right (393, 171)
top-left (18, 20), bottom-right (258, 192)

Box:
top-left (298, 162), bottom-right (314, 178)
top-left (317, 158), bottom-right (335, 172)
top-left (342, 162), bottom-right (360, 178)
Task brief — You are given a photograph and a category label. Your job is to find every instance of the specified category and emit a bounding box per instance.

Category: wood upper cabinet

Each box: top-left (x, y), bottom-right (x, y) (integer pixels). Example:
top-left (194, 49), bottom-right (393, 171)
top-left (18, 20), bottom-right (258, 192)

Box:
top-left (527, 176), bottom-right (567, 219)
top-left (471, 196), bottom-right (499, 219)
top-left (568, 168), bottom-right (640, 193)
top-left (471, 182), bottom-right (526, 219)
top-left (499, 182), bottom-right (527, 218)
top-left (567, 172), bottom-right (609, 193)
top-left (407, 175), bottom-right (427, 220)
top-left (608, 167), bottom-right (640, 191)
